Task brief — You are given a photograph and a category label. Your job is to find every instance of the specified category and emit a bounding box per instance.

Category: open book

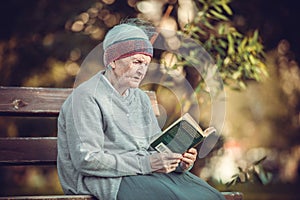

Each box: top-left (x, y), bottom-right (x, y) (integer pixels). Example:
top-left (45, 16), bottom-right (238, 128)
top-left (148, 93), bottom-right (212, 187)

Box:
top-left (150, 113), bottom-right (216, 153)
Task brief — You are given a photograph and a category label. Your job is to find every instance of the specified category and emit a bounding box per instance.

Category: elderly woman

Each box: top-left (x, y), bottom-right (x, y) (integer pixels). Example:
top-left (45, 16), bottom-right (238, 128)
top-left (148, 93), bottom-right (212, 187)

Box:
top-left (57, 18), bottom-right (225, 200)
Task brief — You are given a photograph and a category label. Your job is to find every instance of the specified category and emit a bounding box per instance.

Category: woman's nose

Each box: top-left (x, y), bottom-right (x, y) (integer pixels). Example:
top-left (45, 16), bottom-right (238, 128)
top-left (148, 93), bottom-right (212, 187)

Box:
top-left (137, 63), bottom-right (148, 72)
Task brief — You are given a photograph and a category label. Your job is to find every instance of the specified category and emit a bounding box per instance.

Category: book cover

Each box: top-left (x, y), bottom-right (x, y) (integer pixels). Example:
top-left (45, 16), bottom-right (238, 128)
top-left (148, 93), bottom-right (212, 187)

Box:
top-left (150, 113), bottom-right (215, 153)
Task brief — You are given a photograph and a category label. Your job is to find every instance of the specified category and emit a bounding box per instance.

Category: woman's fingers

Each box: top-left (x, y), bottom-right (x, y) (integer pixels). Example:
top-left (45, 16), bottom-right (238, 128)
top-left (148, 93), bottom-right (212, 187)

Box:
top-left (183, 148), bottom-right (197, 161)
top-left (180, 148), bottom-right (198, 170)
top-left (149, 149), bottom-right (198, 173)
top-left (150, 153), bottom-right (182, 173)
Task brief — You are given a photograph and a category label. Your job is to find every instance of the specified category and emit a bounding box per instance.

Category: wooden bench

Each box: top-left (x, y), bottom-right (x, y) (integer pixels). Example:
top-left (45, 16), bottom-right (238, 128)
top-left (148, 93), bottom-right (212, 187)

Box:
top-left (0, 86), bottom-right (243, 200)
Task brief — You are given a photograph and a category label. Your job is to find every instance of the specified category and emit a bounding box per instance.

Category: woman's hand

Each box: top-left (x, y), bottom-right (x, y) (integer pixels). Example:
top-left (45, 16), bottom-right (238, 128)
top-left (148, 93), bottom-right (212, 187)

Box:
top-left (150, 152), bottom-right (182, 173)
top-left (179, 148), bottom-right (197, 171)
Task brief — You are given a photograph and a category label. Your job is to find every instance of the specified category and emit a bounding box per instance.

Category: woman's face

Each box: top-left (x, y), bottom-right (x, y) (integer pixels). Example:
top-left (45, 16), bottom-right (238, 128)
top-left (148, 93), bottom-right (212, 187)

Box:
top-left (111, 53), bottom-right (151, 89)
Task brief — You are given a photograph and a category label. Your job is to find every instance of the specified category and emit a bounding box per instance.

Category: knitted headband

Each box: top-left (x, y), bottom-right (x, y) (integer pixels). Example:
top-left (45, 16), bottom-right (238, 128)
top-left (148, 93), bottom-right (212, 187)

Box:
top-left (103, 39), bottom-right (153, 67)
top-left (103, 24), bottom-right (153, 67)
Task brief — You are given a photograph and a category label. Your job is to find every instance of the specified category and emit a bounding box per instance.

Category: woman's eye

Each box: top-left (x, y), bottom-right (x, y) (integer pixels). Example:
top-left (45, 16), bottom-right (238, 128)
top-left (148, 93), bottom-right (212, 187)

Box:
top-left (133, 60), bottom-right (142, 64)
top-left (132, 60), bottom-right (148, 66)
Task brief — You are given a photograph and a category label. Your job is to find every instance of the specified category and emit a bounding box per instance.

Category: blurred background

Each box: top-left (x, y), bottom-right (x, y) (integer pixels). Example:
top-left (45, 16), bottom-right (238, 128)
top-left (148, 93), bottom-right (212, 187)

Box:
top-left (0, 0), bottom-right (299, 199)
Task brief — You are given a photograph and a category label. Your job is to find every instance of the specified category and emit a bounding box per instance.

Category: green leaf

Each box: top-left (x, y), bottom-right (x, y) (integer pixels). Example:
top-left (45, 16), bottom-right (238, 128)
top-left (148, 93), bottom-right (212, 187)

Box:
top-left (223, 56), bottom-right (231, 65)
top-left (215, 46), bottom-right (226, 56)
top-left (232, 71), bottom-right (242, 80)
top-left (249, 54), bottom-right (257, 65)
top-left (253, 156), bottom-right (267, 165)
top-left (240, 37), bottom-right (247, 48)
top-left (239, 81), bottom-right (247, 89)
top-left (255, 165), bottom-right (272, 185)
top-left (227, 34), bottom-right (235, 54)
top-left (239, 172), bottom-right (247, 183)
top-left (222, 3), bottom-right (233, 15)
top-left (210, 9), bottom-right (229, 20)
top-left (252, 30), bottom-right (259, 43)
top-left (197, 0), bottom-right (206, 4)
top-left (218, 38), bottom-right (227, 48)
top-left (213, 5), bottom-right (223, 13)
top-left (217, 24), bottom-right (225, 35)
top-left (203, 19), bottom-right (215, 29)
top-left (196, 28), bottom-right (208, 36)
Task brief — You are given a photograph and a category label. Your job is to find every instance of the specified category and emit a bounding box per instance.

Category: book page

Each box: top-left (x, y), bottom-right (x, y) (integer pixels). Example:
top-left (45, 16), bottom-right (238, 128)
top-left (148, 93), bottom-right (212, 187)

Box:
top-left (182, 113), bottom-right (204, 135)
top-left (151, 113), bottom-right (207, 153)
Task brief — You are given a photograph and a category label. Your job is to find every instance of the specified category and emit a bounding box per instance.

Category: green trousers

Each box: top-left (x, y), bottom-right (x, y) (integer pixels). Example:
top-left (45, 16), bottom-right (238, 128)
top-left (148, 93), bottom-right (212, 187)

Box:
top-left (117, 172), bottom-right (225, 200)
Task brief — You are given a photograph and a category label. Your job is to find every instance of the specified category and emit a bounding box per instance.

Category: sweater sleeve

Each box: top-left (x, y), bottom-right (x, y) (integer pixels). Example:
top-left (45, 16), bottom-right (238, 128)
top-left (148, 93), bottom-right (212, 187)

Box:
top-left (63, 89), bottom-right (153, 177)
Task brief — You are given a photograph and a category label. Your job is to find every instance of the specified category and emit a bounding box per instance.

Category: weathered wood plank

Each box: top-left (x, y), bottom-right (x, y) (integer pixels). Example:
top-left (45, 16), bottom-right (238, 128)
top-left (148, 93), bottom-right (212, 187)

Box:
top-left (0, 87), bottom-right (72, 117)
top-left (0, 137), bottom-right (57, 166)
top-left (0, 87), bottom-right (159, 117)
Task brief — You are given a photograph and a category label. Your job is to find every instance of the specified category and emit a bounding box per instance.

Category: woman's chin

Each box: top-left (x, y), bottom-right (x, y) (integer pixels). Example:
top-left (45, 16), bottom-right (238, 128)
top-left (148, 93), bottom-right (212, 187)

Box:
top-left (129, 80), bottom-right (141, 88)
top-left (130, 83), bottom-right (140, 88)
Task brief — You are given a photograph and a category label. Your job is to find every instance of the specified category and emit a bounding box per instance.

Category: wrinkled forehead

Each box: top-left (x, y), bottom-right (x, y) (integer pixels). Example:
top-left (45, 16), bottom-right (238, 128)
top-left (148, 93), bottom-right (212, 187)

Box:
top-left (120, 53), bottom-right (152, 63)
top-left (131, 54), bottom-right (151, 61)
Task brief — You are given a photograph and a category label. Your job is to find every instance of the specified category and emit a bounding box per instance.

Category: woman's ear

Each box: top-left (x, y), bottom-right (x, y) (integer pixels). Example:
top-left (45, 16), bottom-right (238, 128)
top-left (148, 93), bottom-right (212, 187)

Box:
top-left (109, 61), bottom-right (116, 69)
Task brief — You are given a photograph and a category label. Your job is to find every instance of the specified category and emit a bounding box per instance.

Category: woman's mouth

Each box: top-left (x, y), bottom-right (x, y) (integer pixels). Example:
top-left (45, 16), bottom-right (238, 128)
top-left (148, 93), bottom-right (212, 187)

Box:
top-left (132, 74), bottom-right (144, 80)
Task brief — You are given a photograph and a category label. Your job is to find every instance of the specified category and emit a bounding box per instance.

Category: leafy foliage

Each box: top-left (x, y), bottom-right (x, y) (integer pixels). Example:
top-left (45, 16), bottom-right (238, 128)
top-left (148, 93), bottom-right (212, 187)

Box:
top-left (225, 156), bottom-right (273, 187)
top-left (177, 0), bottom-right (268, 90)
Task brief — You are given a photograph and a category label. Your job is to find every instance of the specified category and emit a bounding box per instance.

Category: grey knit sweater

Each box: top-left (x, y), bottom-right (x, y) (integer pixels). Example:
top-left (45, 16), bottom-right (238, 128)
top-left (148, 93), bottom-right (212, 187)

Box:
top-left (57, 71), bottom-right (161, 199)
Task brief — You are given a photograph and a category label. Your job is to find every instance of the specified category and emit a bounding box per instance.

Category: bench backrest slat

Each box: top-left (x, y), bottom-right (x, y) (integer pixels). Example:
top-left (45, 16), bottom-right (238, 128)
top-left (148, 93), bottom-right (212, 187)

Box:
top-left (0, 137), bottom-right (57, 166)
top-left (0, 86), bottom-right (159, 117)
top-left (0, 87), bottom-right (72, 117)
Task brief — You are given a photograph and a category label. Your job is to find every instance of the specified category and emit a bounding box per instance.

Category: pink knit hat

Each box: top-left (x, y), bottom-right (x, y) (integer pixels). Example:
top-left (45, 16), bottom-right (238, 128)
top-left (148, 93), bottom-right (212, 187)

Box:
top-left (103, 24), bottom-right (153, 67)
